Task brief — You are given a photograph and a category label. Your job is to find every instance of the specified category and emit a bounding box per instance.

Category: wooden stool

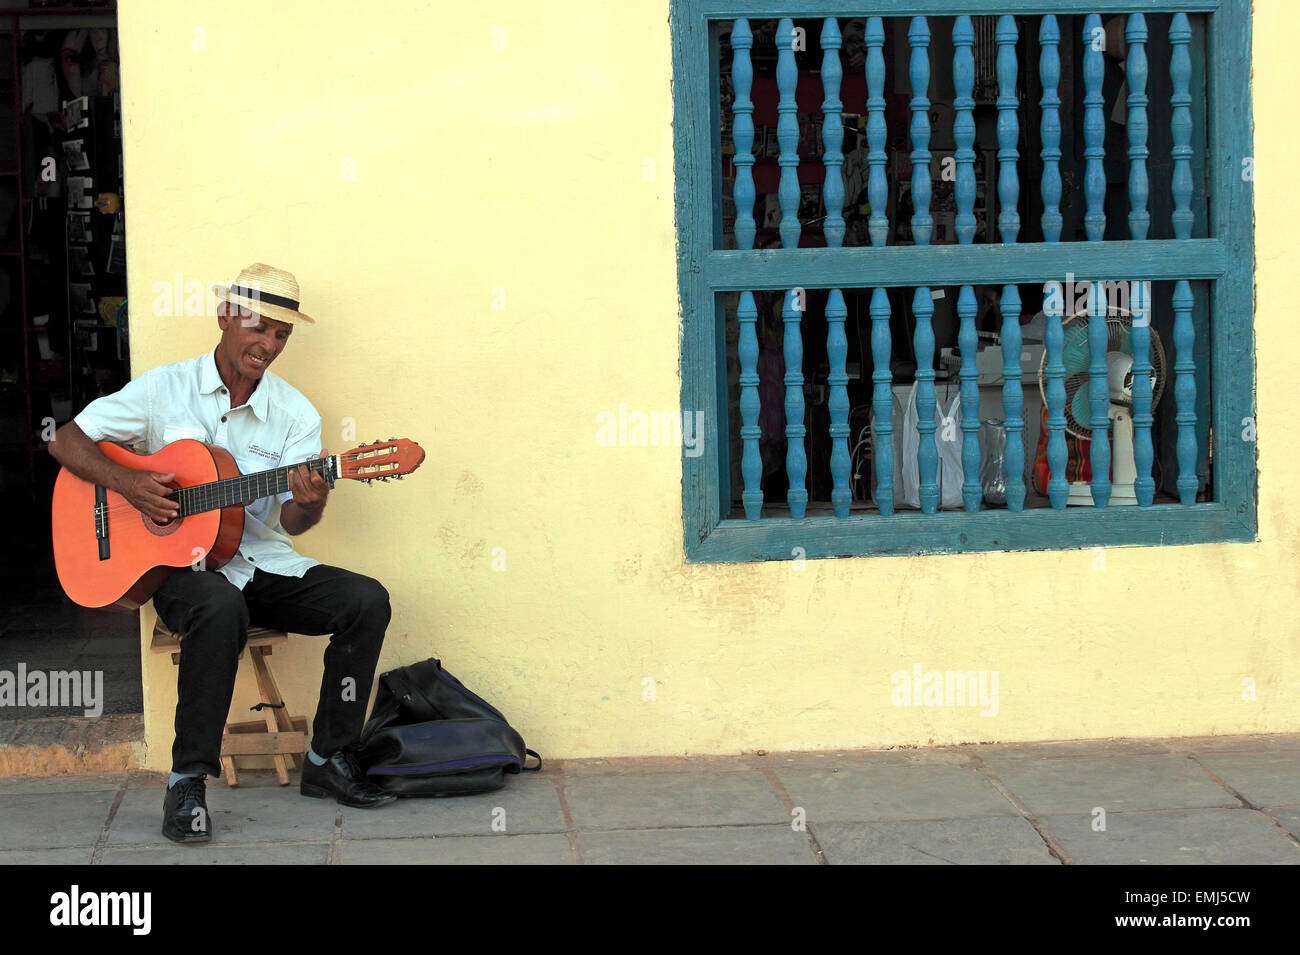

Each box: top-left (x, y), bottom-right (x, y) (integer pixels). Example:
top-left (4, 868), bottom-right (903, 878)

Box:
top-left (150, 621), bottom-right (307, 786)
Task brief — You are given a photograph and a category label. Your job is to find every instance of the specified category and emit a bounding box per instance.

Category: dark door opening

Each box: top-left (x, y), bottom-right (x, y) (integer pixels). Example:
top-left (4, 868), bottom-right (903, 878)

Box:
top-left (0, 2), bottom-right (139, 722)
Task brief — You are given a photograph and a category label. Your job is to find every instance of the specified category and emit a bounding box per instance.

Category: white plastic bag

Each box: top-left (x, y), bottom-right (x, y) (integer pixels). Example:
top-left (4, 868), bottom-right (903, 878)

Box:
top-left (899, 382), bottom-right (966, 510)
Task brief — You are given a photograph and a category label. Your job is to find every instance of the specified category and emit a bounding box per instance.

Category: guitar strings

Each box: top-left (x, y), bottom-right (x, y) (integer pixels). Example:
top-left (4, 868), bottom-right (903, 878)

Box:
top-left (91, 459), bottom-right (337, 518)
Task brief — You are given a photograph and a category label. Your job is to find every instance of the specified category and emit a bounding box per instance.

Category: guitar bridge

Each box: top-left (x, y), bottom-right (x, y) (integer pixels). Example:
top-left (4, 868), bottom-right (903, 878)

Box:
top-left (94, 485), bottom-right (110, 560)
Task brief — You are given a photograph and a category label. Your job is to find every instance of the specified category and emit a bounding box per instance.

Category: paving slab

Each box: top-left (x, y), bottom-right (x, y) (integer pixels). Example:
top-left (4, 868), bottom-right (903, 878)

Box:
top-left (0, 773), bottom-right (126, 795)
top-left (563, 770), bottom-right (787, 829)
top-left (774, 764), bottom-right (1017, 822)
top-left (0, 847), bottom-right (96, 864)
top-left (107, 783), bottom-right (337, 847)
top-left (769, 748), bottom-right (977, 770)
top-left (100, 843), bottom-right (330, 865)
top-left (0, 791), bottom-right (114, 850)
top-left (340, 776), bottom-right (565, 839)
top-left (127, 771), bottom-right (169, 789)
top-left (1040, 809), bottom-right (1300, 865)
top-left (984, 754), bottom-right (1239, 815)
top-left (1180, 734), bottom-right (1300, 754)
top-left (578, 826), bottom-right (817, 865)
top-left (339, 834), bottom-right (574, 864)
top-left (559, 755), bottom-right (760, 776)
top-left (1192, 751), bottom-right (1300, 808)
top-left (968, 739), bottom-right (1172, 760)
top-left (812, 817), bottom-right (1059, 865)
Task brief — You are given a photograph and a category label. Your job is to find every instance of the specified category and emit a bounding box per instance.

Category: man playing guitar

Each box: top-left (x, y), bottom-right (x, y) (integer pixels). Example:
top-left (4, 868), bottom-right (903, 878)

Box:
top-left (48, 263), bottom-right (398, 845)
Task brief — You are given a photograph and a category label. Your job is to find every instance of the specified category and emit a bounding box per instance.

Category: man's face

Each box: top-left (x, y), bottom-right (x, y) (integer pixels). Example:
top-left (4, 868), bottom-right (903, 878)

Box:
top-left (217, 304), bottom-right (293, 379)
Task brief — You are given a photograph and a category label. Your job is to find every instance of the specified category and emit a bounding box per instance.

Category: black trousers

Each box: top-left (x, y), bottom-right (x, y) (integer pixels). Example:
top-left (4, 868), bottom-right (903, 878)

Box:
top-left (152, 564), bottom-right (391, 778)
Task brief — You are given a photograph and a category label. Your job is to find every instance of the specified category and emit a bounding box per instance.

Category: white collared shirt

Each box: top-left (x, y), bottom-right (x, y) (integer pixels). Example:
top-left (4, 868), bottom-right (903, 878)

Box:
top-left (74, 348), bottom-right (323, 589)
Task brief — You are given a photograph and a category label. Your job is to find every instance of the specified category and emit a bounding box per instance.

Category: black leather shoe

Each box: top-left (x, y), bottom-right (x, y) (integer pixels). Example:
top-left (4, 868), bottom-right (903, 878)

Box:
top-left (301, 750), bottom-right (397, 808)
top-left (162, 776), bottom-right (211, 844)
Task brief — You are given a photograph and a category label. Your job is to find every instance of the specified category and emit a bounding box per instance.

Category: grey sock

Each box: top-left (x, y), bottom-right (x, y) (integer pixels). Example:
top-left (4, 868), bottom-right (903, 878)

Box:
top-left (306, 748), bottom-right (328, 766)
top-left (168, 772), bottom-right (199, 789)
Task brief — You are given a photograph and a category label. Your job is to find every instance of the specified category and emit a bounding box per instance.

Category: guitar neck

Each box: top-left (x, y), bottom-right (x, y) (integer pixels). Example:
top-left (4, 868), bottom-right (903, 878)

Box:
top-left (174, 455), bottom-right (339, 516)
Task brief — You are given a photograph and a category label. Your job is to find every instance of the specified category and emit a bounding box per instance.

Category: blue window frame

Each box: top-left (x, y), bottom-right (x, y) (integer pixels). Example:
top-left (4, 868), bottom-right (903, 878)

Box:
top-left (673, 0), bottom-right (1255, 562)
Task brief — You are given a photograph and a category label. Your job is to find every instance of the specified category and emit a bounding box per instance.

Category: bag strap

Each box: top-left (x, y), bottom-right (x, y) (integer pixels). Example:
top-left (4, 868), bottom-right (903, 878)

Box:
top-left (523, 749), bottom-right (542, 772)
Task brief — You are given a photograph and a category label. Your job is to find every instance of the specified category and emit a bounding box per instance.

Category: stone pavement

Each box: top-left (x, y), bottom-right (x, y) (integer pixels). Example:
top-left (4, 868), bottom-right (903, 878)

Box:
top-left (1, 733), bottom-right (1298, 864)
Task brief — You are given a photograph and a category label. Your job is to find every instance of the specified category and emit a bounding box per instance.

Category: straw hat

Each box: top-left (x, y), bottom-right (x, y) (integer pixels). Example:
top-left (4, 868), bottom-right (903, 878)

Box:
top-left (213, 262), bottom-right (315, 326)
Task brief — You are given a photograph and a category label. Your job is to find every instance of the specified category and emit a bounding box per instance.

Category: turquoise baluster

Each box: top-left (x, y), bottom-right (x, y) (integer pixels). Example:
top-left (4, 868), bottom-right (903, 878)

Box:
top-left (997, 16), bottom-right (1024, 511)
top-left (783, 288), bottom-right (807, 518)
top-left (1127, 15), bottom-right (1154, 507)
top-left (822, 18), bottom-right (850, 517)
top-left (1172, 281), bottom-right (1197, 504)
top-left (1170, 13), bottom-right (1195, 240)
top-left (1171, 12), bottom-right (1197, 504)
top-left (914, 287), bottom-right (938, 512)
top-left (909, 17), bottom-right (932, 247)
top-left (1044, 281), bottom-right (1068, 508)
top-left (1088, 282), bottom-right (1112, 507)
top-left (731, 19), bottom-right (761, 519)
top-left (738, 291), bottom-right (762, 520)
top-left (732, 19), bottom-right (756, 252)
top-left (1130, 279), bottom-right (1154, 505)
top-left (1083, 14), bottom-right (1108, 506)
top-left (871, 288), bottom-right (893, 515)
top-left (821, 18), bottom-right (845, 250)
top-left (1040, 15), bottom-right (1067, 509)
top-left (958, 286), bottom-right (980, 511)
top-left (996, 15), bottom-right (1020, 244)
top-left (776, 18), bottom-right (801, 251)
top-left (953, 16), bottom-right (980, 512)
top-left (1083, 13), bottom-right (1106, 241)
top-left (909, 18), bottom-right (936, 512)
top-left (776, 19), bottom-right (804, 517)
top-left (827, 288), bottom-right (849, 517)
top-left (954, 16), bottom-right (976, 248)
top-left (866, 17), bottom-right (888, 247)
top-left (1039, 16), bottom-right (1062, 243)
top-left (1126, 15), bottom-right (1151, 241)
top-left (1001, 286), bottom-right (1025, 511)
top-left (866, 17), bottom-right (892, 515)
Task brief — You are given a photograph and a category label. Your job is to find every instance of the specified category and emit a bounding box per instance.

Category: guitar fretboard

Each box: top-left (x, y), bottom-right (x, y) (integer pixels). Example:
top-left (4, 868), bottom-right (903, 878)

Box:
top-left (173, 456), bottom-right (337, 516)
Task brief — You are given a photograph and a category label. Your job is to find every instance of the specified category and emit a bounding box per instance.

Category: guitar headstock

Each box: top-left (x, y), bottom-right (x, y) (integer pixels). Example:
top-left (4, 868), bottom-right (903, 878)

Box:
top-left (337, 438), bottom-right (426, 484)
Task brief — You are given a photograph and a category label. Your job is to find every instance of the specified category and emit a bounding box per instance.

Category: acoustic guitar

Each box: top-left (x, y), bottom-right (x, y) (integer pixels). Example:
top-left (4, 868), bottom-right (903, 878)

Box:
top-left (52, 437), bottom-right (425, 610)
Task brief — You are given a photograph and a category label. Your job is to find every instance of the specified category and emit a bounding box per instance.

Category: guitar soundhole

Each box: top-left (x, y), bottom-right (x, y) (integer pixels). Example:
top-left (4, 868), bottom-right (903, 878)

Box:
top-left (141, 483), bottom-right (184, 537)
top-left (141, 512), bottom-right (183, 536)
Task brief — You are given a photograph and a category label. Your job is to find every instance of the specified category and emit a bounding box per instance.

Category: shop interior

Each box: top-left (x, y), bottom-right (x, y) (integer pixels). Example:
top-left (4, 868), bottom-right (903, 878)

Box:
top-left (0, 1), bottom-right (138, 719)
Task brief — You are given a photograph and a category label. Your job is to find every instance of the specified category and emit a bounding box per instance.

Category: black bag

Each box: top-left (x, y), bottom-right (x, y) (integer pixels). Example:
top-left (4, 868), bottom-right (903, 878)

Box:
top-left (357, 658), bottom-right (541, 796)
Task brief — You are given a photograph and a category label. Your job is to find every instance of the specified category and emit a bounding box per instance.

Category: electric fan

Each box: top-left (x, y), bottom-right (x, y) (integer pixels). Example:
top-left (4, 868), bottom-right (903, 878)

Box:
top-left (1036, 304), bottom-right (1167, 505)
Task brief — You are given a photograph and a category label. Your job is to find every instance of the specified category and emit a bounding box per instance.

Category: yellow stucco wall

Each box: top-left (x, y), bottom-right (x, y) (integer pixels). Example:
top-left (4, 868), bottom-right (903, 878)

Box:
top-left (117, 0), bottom-right (1298, 769)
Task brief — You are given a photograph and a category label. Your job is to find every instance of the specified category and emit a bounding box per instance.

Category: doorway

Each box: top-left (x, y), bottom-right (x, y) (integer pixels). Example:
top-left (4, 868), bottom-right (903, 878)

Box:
top-left (0, 2), bottom-right (139, 724)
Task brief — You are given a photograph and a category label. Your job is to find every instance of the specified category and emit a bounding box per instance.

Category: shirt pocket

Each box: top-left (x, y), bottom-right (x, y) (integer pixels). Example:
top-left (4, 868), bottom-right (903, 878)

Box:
top-left (162, 423), bottom-right (209, 446)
